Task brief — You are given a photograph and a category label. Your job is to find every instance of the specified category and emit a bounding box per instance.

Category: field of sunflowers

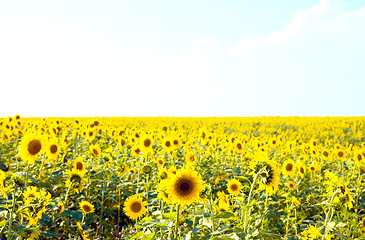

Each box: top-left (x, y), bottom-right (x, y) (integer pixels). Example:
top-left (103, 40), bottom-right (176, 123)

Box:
top-left (1, 115), bottom-right (365, 239)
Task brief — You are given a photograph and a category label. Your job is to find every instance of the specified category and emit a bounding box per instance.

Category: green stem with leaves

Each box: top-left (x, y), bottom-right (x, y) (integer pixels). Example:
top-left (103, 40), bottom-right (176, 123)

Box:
top-left (175, 204), bottom-right (180, 239)
top-left (322, 189), bottom-right (340, 240)
top-left (243, 171), bottom-right (260, 233)
top-left (7, 186), bottom-right (17, 240)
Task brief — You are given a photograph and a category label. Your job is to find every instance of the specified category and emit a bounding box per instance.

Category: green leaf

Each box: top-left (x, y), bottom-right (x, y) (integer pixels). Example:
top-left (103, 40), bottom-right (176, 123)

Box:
top-left (0, 220), bottom-right (6, 227)
top-left (142, 232), bottom-right (156, 240)
top-left (42, 232), bottom-right (58, 237)
top-left (332, 229), bottom-right (348, 240)
top-left (130, 232), bottom-right (145, 239)
top-left (214, 211), bottom-right (235, 219)
top-left (261, 231), bottom-right (281, 239)
top-left (162, 212), bottom-right (177, 220)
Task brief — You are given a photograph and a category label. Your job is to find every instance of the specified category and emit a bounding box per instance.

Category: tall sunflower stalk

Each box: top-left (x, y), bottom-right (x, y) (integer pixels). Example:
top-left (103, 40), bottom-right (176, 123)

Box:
top-left (243, 170), bottom-right (260, 233)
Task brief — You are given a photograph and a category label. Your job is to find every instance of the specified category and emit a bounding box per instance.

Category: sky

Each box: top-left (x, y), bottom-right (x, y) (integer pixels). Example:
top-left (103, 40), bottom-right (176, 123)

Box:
top-left (0, 0), bottom-right (364, 117)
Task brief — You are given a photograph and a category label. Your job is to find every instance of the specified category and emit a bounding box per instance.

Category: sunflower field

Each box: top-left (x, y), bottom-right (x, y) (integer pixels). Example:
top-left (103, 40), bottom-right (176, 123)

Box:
top-left (1, 115), bottom-right (365, 240)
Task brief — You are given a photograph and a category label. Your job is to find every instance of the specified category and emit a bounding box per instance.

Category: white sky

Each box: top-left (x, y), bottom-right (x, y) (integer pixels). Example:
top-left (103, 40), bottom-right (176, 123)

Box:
top-left (0, 0), bottom-right (364, 117)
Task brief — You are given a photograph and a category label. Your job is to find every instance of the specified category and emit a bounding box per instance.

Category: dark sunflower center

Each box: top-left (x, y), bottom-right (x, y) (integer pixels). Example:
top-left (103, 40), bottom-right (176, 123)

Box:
top-left (28, 140), bottom-right (42, 155)
top-left (29, 193), bottom-right (35, 198)
top-left (144, 139), bottom-right (151, 148)
top-left (158, 160), bottom-right (163, 165)
top-left (131, 202), bottom-right (142, 212)
top-left (313, 141), bottom-right (317, 146)
top-left (71, 173), bottom-right (82, 183)
top-left (230, 184), bottom-right (238, 191)
top-left (89, 131), bottom-right (93, 137)
top-left (300, 167), bottom-right (305, 174)
top-left (93, 149), bottom-right (99, 156)
top-left (289, 183), bottom-right (294, 188)
top-left (357, 154), bottom-right (362, 161)
top-left (76, 162), bottom-right (83, 170)
top-left (82, 205), bottom-right (92, 213)
top-left (285, 163), bottom-right (293, 172)
top-left (50, 145), bottom-right (58, 154)
top-left (272, 140), bottom-right (276, 145)
top-left (173, 140), bottom-right (179, 146)
top-left (237, 143), bottom-right (242, 150)
top-left (338, 152), bottom-right (344, 157)
top-left (310, 167), bottom-right (315, 171)
top-left (323, 151), bottom-right (329, 157)
top-left (165, 141), bottom-right (171, 147)
top-left (177, 179), bottom-right (193, 196)
top-left (189, 156), bottom-right (195, 162)
top-left (120, 139), bottom-right (126, 146)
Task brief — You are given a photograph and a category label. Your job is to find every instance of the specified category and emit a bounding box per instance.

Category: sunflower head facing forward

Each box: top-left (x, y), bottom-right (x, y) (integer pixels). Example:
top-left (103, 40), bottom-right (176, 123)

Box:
top-left (166, 168), bottom-right (204, 205)
top-left (19, 133), bottom-right (44, 164)
top-left (123, 195), bottom-right (147, 220)
top-left (79, 200), bottom-right (95, 214)
top-left (226, 178), bottom-right (241, 196)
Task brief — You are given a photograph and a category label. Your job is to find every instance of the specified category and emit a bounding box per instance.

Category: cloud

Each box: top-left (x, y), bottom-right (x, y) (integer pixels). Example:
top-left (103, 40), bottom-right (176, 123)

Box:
top-left (229, 0), bottom-right (365, 56)
top-left (175, 35), bottom-right (217, 81)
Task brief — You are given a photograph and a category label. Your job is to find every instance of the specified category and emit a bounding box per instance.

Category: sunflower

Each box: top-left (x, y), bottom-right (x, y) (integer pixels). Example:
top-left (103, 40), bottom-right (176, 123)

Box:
top-left (90, 144), bottom-right (101, 158)
top-left (301, 224), bottom-right (322, 239)
top-left (227, 178), bottom-right (241, 196)
top-left (73, 157), bottom-right (87, 173)
top-left (282, 159), bottom-right (295, 177)
top-left (45, 138), bottom-right (61, 161)
top-left (172, 137), bottom-right (181, 149)
top-left (23, 186), bottom-right (40, 205)
top-left (0, 170), bottom-right (6, 197)
top-left (165, 168), bottom-right (203, 205)
top-left (292, 196), bottom-right (300, 207)
top-left (141, 134), bottom-right (153, 155)
top-left (19, 133), bottom-right (44, 164)
top-left (162, 138), bottom-right (173, 152)
top-left (297, 161), bottom-right (306, 178)
top-left (57, 202), bottom-right (65, 213)
top-left (66, 169), bottom-right (85, 194)
top-left (77, 222), bottom-right (90, 240)
top-left (353, 150), bottom-right (364, 167)
top-left (250, 152), bottom-right (280, 195)
top-left (335, 149), bottom-right (346, 160)
top-left (217, 191), bottom-right (230, 212)
top-left (234, 141), bottom-right (244, 154)
top-left (155, 157), bottom-right (165, 168)
top-left (308, 164), bottom-right (319, 173)
top-left (286, 181), bottom-right (297, 191)
top-left (79, 201), bottom-right (95, 214)
top-left (157, 184), bottom-right (172, 204)
top-left (123, 195), bottom-right (147, 220)
top-left (185, 152), bottom-right (197, 166)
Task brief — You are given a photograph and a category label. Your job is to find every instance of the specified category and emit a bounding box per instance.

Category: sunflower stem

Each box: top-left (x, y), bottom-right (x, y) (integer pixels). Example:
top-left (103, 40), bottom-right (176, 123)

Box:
top-left (243, 171), bottom-right (260, 233)
top-left (145, 174), bottom-right (149, 216)
top-left (175, 204), bottom-right (180, 239)
top-left (100, 170), bottom-right (105, 225)
top-left (25, 164), bottom-right (30, 188)
top-left (64, 180), bottom-right (73, 207)
top-left (38, 155), bottom-right (46, 182)
top-left (7, 186), bottom-right (17, 240)
top-left (322, 189), bottom-right (340, 240)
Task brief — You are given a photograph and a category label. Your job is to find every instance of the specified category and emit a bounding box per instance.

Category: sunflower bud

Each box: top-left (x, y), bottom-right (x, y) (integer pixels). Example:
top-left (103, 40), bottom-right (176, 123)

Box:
top-left (142, 164), bottom-right (152, 175)
top-left (11, 174), bottom-right (24, 188)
